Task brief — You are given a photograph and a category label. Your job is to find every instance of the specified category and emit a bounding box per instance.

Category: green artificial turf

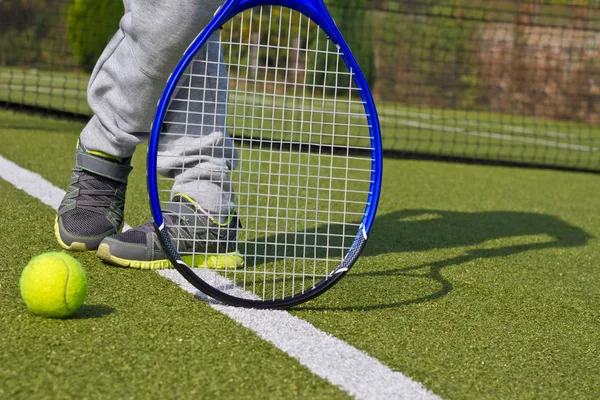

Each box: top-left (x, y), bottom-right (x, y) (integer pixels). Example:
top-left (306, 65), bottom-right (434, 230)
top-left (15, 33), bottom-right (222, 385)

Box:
top-left (1, 109), bottom-right (600, 399)
top-left (296, 161), bottom-right (600, 399)
top-left (0, 111), bottom-right (347, 399)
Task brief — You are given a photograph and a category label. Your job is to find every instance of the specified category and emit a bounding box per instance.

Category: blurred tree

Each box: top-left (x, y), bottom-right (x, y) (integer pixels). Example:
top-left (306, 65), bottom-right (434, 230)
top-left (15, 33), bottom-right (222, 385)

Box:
top-left (329, 0), bottom-right (376, 88)
top-left (309, 0), bottom-right (376, 96)
top-left (67, 0), bottom-right (123, 73)
top-left (0, 0), bottom-right (65, 66)
top-left (421, 2), bottom-right (481, 108)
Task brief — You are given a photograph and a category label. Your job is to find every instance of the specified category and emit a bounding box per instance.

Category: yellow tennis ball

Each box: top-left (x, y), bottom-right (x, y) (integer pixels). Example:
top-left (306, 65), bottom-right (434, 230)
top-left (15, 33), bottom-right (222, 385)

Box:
top-left (20, 252), bottom-right (88, 318)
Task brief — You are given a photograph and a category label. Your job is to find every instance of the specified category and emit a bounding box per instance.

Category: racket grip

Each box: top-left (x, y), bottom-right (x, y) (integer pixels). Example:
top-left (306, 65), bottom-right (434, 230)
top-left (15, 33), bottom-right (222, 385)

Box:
top-left (154, 224), bottom-right (180, 261)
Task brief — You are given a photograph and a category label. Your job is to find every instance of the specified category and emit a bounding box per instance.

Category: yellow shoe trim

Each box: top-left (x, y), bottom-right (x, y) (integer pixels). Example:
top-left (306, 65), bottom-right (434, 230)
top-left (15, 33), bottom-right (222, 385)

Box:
top-left (86, 149), bottom-right (123, 162)
top-left (173, 193), bottom-right (236, 226)
top-left (54, 217), bottom-right (90, 252)
top-left (181, 252), bottom-right (245, 269)
top-left (96, 244), bottom-right (244, 270)
top-left (96, 243), bottom-right (172, 270)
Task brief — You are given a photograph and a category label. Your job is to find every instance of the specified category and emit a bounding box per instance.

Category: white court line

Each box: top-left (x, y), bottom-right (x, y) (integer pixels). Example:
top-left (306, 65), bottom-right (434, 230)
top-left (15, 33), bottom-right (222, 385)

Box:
top-left (231, 94), bottom-right (594, 150)
top-left (0, 154), bottom-right (440, 400)
top-left (377, 107), bottom-right (582, 139)
top-left (385, 119), bottom-right (599, 152)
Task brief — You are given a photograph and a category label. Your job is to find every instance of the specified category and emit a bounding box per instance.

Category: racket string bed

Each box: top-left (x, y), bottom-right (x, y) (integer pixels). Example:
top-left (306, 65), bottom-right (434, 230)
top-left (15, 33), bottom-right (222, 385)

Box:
top-left (150, 1), bottom-right (381, 308)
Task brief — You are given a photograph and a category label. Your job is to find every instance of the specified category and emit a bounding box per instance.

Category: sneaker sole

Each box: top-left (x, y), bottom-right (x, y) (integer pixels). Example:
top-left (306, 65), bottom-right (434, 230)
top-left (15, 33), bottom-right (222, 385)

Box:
top-left (181, 252), bottom-right (245, 269)
top-left (96, 243), bottom-right (244, 270)
top-left (54, 218), bottom-right (91, 252)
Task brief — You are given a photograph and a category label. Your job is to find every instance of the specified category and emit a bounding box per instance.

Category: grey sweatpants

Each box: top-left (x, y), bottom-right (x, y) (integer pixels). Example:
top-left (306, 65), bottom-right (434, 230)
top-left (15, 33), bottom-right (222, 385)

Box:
top-left (80, 0), bottom-right (237, 219)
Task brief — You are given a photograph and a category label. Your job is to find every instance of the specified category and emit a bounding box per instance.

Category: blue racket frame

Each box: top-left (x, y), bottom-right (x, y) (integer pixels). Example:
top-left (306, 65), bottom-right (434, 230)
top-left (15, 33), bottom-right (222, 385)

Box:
top-left (148, 0), bottom-right (383, 308)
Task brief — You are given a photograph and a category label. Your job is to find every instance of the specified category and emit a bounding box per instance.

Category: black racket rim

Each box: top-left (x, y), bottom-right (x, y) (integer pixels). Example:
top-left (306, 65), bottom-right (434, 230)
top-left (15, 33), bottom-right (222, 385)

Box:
top-left (154, 225), bottom-right (360, 309)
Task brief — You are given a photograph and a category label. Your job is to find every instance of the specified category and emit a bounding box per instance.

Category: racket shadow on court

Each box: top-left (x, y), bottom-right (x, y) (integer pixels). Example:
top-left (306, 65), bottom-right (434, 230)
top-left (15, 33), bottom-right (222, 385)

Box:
top-left (239, 223), bottom-right (351, 270)
top-left (295, 209), bottom-right (592, 311)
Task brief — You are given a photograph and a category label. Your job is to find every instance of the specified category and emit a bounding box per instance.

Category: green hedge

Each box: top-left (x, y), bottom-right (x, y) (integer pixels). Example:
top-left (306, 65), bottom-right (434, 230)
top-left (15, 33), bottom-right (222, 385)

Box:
top-left (310, 0), bottom-right (376, 96)
top-left (329, 0), bottom-right (376, 88)
top-left (65, 1), bottom-right (375, 91)
top-left (67, 0), bottom-right (123, 73)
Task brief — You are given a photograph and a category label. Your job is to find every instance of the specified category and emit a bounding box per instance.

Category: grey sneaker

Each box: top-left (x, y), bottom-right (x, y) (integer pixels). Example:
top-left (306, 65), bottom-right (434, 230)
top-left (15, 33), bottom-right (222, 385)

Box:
top-left (96, 195), bottom-right (244, 270)
top-left (54, 143), bottom-right (132, 251)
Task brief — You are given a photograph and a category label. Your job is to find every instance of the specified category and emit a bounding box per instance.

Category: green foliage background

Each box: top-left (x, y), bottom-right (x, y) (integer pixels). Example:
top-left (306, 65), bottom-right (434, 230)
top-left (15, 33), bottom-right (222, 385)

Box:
top-left (66, 0), bottom-right (124, 73)
top-left (328, 0), bottom-right (376, 88)
top-left (2, 0), bottom-right (600, 123)
top-left (0, 0), bottom-right (67, 66)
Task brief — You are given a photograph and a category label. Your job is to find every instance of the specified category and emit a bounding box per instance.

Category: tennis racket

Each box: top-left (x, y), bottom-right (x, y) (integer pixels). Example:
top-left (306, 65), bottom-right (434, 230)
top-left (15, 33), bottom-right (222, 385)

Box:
top-left (147, 0), bottom-right (382, 309)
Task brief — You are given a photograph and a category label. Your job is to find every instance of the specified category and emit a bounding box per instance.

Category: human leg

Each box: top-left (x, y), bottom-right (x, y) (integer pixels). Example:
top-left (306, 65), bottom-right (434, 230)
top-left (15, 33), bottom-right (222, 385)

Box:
top-left (56, 0), bottom-right (236, 252)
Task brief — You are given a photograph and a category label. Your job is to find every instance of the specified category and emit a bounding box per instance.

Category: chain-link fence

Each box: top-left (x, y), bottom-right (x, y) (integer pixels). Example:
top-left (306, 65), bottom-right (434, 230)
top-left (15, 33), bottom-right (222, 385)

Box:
top-left (2, 0), bottom-right (600, 172)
